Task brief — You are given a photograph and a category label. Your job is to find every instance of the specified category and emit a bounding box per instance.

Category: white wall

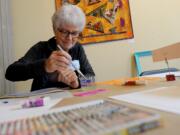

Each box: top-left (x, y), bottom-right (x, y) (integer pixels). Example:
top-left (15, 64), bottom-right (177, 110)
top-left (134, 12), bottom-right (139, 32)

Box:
top-left (10, 0), bottom-right (180, 91)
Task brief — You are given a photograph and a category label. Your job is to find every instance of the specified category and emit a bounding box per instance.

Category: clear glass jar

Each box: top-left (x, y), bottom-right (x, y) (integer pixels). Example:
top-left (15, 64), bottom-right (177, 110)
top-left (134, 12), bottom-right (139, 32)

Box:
top-left (79, 75), bottom-right (95, 87)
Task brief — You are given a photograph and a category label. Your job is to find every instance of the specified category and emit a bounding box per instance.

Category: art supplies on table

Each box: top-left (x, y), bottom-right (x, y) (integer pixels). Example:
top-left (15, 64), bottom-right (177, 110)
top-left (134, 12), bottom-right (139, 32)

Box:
top-left (79, 75), bottom-right (95, 87)
top-left (123, 80), bottom-right (147, 86)
top-left (0, 100), bottom-right (161, 135)
top-left (95, 77), bottom-right (160, 86)
top-left (22, 97), bottom-right (50, 108)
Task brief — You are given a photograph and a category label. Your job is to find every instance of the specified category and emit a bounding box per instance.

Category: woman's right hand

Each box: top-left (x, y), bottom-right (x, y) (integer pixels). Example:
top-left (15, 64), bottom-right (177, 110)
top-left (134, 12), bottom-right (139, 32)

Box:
top-left (45, 50), bottom-right (72, 73)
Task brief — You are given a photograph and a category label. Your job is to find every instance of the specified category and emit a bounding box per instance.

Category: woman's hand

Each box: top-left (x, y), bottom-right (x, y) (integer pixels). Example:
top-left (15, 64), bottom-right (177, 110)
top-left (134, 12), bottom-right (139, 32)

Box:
top-left (58, 68), bottom-right (79, 88)
top-left (45, 50), bottom-right (71, 73)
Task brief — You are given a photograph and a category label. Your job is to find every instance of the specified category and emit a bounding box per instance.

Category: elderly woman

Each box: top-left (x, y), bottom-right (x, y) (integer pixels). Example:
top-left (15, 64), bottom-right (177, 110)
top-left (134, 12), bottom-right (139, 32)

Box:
top-left (5, 4), bottom-right (95, 91)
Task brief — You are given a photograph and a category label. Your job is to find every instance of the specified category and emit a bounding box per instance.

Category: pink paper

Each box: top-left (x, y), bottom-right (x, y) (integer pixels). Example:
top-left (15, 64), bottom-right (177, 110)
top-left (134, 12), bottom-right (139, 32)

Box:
top-left (74, 89), bottom-right (108, 97)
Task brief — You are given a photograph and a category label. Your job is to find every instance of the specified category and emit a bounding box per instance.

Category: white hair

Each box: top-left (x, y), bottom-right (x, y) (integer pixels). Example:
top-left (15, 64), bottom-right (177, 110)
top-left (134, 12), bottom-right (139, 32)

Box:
top-left (52, 4), bottom-right (86, 32)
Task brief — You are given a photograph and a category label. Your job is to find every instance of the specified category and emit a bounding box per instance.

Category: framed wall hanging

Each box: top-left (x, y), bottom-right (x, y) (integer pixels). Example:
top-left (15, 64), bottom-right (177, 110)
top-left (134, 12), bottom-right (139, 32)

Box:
top-left (55, 0), bottom-right (134, 45)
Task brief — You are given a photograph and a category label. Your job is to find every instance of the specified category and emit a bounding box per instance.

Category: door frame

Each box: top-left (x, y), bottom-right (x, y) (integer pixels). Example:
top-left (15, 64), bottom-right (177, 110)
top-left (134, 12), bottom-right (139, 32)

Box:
top-left (0, 0), bottom-right (15, 95)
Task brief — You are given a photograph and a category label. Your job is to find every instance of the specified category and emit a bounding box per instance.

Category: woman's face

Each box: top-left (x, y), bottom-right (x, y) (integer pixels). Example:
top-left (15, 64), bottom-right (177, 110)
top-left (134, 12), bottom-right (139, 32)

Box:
top-left (55, 24), bottom-right (80, 52)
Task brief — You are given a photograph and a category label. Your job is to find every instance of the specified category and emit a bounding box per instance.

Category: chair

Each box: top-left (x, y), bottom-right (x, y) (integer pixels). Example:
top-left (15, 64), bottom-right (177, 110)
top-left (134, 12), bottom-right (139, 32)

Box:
top-left (134, 51), bottom-right (151, 76)
top-left (134, 50), bottom-right (178, 76)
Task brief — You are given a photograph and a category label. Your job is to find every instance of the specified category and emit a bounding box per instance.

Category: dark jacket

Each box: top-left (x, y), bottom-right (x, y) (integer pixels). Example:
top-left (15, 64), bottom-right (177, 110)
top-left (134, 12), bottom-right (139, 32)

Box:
top-left (5, 37), bottom-right (95, 91)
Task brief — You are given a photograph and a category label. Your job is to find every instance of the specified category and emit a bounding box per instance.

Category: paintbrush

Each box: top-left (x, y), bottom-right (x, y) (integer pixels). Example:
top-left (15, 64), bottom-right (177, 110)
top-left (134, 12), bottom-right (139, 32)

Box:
top-left (57, 45), bottom-right (87, 79)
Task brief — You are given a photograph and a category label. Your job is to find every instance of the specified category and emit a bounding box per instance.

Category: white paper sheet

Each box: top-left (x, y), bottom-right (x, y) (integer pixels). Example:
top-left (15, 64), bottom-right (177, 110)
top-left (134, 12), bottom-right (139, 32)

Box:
top-left (110, 86), bottom-right (180, 114)
top-left (1, 99), bottom-right (62, 122)
top-left (0, 91), bottom-right (72, 123)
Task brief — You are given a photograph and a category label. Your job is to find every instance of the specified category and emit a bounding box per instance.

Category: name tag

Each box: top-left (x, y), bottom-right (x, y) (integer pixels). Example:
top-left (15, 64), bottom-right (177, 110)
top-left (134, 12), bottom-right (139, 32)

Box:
top-left (69, 60), bottom-right (80, 71)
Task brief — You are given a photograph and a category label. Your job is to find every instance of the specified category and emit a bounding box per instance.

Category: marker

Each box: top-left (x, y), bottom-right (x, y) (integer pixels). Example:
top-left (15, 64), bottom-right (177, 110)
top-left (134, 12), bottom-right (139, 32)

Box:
top-left (57, 45), bottom-right (87, 79)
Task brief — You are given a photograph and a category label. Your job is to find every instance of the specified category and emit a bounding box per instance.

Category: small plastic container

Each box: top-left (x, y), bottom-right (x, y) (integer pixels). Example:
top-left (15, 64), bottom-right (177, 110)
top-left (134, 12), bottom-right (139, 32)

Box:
top-left (79, 75), bottom-right (95, 87)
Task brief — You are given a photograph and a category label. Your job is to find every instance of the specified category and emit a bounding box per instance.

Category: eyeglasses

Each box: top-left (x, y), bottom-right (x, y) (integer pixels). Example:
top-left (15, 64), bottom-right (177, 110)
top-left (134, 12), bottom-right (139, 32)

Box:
top-left (57, 28), bottom-right (80, 38)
